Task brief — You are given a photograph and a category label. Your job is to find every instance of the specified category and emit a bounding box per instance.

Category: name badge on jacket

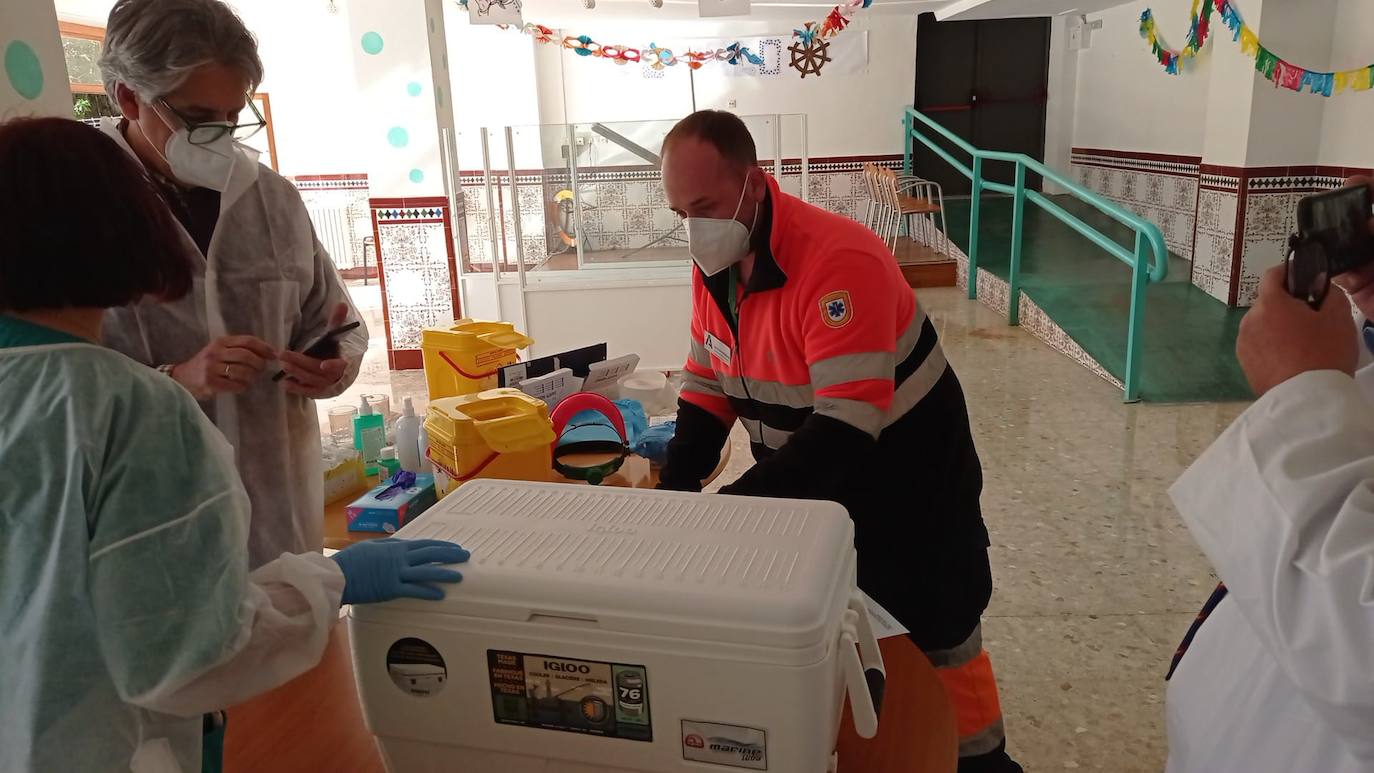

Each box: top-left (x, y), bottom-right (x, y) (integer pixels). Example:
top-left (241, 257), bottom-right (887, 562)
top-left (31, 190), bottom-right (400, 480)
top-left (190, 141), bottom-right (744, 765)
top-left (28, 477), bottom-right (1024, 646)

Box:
top-left (704, 332), bottom-right (733, 366)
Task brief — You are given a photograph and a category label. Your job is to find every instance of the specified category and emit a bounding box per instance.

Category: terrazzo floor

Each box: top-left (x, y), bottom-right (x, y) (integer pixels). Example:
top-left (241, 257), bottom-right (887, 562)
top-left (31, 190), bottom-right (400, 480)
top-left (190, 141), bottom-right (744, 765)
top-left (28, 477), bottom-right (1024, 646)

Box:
top-left (322, 282), bottom-right (1247, 771)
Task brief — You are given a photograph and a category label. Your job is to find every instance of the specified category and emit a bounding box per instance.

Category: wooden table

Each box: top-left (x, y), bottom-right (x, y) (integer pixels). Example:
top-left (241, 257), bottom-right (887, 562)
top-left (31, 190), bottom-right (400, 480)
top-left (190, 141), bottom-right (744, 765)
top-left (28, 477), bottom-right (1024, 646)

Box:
top-left (225, 625), bottom-right (956, 773)
top-left (324, 445), bottom-right (732, 550)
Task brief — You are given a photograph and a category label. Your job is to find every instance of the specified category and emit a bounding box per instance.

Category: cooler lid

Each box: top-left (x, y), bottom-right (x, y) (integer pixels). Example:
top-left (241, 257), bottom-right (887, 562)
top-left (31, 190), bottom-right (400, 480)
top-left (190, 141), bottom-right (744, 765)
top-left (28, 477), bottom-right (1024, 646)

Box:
top-left (366, 480), bottom-right (854, 650)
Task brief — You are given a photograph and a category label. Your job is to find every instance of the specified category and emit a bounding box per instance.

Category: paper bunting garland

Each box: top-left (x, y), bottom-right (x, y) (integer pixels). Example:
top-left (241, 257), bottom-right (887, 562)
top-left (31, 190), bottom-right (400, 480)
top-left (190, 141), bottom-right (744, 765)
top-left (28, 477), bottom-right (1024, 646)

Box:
top-left (1140, 0), bottom-right (1374, 96)
top-left (465, 0), bottom-right (870, 77)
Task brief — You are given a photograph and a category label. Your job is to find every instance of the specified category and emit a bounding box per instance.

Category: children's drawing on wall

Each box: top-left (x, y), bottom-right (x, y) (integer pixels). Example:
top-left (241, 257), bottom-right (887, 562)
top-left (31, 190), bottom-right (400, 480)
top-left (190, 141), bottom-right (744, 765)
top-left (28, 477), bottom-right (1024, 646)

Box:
top-left (468, 0), bottom-right (524, 27)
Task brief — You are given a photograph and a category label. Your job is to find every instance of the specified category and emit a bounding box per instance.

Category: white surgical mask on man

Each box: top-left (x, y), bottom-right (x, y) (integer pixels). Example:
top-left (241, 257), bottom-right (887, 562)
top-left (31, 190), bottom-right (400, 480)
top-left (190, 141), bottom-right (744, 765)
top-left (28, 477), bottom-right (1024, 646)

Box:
top-left (147, 101), bottom-right (240, 192)
top-left (685, 171), bottom-right (760, 277)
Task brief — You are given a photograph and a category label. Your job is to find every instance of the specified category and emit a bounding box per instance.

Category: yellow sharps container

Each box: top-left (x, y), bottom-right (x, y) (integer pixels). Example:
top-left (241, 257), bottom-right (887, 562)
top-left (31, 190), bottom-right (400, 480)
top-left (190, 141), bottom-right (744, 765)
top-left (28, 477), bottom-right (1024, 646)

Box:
top-left (421, 320), bottom-right (533, 400)
top-left (424, 389), bottom-right (555, 498)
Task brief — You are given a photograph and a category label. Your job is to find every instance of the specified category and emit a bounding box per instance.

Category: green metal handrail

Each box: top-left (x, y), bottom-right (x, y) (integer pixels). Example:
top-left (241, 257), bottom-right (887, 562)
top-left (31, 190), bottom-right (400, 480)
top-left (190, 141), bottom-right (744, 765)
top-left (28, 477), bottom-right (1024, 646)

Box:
top-left (902, 107), bottom-right (1170, 402)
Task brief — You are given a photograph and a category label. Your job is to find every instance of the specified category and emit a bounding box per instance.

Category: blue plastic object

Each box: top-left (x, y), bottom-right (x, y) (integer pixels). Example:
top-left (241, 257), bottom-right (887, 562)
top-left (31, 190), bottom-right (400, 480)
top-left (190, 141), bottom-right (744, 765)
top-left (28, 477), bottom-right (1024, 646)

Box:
top-left (557, 399), bottom-right (648, 447)
top-left (632, 421), bottom-right (676, 466)
top-left (332, 538), bottom-right (469, 604)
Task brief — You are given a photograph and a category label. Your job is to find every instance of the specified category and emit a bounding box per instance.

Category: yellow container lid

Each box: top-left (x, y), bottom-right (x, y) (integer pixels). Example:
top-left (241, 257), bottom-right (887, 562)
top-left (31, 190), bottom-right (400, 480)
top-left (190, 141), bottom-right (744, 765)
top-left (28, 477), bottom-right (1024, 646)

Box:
top-left (421, 319), bottom-right (533, 353)
top-left (424, 389), bottom-right (555, 454)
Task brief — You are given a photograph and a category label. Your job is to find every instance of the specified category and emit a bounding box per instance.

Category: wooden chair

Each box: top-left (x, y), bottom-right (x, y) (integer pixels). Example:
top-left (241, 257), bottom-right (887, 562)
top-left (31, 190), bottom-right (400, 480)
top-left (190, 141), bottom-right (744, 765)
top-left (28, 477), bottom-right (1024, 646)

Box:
top-left (861, 162), bottom-right (884, 233)
top-left (895, 174), bottom-right (949, 259)
top-left (872, 167), bottom-right (947, 256)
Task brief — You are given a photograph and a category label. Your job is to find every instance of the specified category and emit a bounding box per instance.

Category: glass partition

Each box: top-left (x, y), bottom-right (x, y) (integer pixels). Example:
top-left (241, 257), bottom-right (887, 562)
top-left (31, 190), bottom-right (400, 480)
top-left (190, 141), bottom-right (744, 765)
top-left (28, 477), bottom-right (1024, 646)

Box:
top-left (453, 114), bottom-right (807, 281)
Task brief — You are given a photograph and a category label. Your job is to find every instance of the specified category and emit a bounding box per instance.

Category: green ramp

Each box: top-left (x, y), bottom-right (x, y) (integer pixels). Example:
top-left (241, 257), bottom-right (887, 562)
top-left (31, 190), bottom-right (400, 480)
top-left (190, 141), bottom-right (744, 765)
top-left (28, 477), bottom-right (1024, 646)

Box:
top-left (942, 195), bottom-right (1252, 404)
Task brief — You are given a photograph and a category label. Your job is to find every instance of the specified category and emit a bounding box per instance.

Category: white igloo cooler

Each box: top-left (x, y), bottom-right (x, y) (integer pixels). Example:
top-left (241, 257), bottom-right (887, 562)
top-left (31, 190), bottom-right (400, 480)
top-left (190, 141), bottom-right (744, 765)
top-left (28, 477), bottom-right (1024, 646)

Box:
top-left (348, 480), bottom-right (886, 773)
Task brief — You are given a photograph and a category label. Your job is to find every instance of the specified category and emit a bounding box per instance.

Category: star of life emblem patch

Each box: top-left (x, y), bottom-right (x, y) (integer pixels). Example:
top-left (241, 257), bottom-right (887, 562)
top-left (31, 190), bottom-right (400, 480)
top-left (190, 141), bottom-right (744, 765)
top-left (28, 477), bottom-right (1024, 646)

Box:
top-left (819, 290), bottom-right (853, 328)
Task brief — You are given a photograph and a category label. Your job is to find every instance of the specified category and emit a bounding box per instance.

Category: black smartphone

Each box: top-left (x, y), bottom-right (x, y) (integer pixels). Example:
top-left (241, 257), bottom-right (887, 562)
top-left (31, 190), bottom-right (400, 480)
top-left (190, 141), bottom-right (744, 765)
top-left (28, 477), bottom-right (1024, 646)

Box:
top-left (272, 321), bottom-right (361, 382)
top-left (1296, 186), bottom-right (1374, 277)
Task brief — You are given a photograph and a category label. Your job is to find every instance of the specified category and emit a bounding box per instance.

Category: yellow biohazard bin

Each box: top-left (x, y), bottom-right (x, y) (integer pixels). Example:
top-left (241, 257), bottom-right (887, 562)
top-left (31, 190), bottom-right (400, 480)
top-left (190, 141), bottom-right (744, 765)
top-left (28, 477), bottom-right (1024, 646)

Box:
top-left (421, 320), bottom-right (534, 400)
top-left (424, 389), bottom-right (555, 498)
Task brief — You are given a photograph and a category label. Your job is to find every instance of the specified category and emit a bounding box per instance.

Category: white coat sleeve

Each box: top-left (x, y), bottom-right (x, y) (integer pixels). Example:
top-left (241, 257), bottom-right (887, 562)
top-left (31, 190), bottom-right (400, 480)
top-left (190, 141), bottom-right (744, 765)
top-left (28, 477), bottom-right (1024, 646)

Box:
top-left (87, 384), bottom-right (344, 719)
top-left (295, 227), bottom-right (369, 398)
top-left (1169, 369), bottom-right (1374, 761)
top-left (126, 552), bottom-right (346, 717)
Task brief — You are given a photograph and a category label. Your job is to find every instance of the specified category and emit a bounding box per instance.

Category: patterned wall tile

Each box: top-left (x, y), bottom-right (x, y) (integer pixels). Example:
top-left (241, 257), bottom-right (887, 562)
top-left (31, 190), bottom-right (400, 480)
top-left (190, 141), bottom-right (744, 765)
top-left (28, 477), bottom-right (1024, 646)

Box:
top-left (375, 220), bottom-right (455, 349)
top-left (946, 237), bottom-right (1124, 392)
top-left (1070, 163), bottom-right (1199, 263)
top-left (1243, 190), bottom-right (1298, 241)
top-left (456, 158), bottom-right (903, 266)
top-left (1236, 236), bottom-right (1286, 306)
top-left (1144, 175), bottom-right (1165, 206)
top-left (295, 185), bottom-right (374, 271)
top-left (653, 207), bottom-right (679, 233)
top-left (1172, 177), bottom-right (1197, 211)
top-left (1190, 189), bottom-right (1238, 303)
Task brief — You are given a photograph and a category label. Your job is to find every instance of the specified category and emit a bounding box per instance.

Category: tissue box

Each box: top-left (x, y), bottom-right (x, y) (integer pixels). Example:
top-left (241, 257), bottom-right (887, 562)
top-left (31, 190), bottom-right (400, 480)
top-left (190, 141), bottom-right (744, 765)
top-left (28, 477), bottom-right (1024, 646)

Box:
top-left (347, 474), bottom-right (437, 533)
top-left (324, 448), bottom-right (369, 506)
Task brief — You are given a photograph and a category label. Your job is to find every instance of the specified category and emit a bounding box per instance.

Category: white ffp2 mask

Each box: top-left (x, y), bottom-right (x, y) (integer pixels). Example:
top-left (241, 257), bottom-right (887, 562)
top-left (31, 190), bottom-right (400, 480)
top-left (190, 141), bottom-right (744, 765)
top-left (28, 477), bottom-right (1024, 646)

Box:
top-left (148, 103), bottom-right (246, 192)
top-left (163, 129), bottom-right (238, 191)
top-left (685, 172), bottom-right (759, 277)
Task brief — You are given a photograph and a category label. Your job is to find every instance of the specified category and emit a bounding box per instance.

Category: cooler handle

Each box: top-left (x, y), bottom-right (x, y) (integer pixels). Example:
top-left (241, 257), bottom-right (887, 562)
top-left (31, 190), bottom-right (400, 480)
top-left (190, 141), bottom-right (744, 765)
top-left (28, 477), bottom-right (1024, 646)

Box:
top-left (849, 593), bottom-right (887, 714)
top-left (841, 623), bottom-right (879, 739)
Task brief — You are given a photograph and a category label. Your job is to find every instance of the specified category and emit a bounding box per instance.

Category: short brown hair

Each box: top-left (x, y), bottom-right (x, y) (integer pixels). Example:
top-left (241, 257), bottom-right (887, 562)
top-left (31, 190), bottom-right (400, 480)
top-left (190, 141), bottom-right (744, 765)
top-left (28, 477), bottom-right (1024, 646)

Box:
top-left (0, 118), bottom-right (193, 312)
top-left (662, 110), bottom-right (758, 171)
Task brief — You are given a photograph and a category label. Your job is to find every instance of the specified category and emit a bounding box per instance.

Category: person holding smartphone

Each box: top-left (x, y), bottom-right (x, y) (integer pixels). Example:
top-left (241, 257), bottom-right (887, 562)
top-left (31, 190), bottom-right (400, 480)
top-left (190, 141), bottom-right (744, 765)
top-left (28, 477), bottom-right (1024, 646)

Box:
top-left (1164, 178), bottom-right (1374, 771)
top-left (96, 0), bottom-right (369, 568)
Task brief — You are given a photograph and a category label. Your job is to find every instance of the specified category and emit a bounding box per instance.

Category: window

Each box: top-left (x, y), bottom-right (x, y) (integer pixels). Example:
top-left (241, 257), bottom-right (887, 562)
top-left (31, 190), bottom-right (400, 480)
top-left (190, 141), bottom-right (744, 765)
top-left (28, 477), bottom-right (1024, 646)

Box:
top-left (242, 93), bottom-right (279, 171)
top-left (59, 21), bottom-right (118, 122)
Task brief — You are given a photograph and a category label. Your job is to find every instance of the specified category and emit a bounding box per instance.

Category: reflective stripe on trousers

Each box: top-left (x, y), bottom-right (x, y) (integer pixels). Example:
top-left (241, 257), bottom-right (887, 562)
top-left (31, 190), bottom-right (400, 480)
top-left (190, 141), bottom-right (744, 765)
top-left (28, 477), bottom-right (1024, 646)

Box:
top-left (923, 624), bottom-right (1007, 758)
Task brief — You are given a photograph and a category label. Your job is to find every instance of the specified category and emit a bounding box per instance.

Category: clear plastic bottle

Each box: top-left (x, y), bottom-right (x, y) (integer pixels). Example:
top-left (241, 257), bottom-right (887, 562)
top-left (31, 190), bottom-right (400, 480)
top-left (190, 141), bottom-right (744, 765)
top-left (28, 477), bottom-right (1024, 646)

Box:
top-left (416, 421), bottom-right (434, 475)
top-left (394, 397), bottom-right (424, 473)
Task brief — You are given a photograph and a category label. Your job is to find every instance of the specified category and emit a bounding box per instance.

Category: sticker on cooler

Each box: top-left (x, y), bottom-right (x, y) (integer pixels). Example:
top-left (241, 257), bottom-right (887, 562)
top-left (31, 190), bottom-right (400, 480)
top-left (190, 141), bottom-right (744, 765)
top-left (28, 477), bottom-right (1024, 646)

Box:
top-left (487, 650), bottom-right (652, 742)
top-left (680, 720), bottom-right (768, 769)
top-left (386, 638), bottom-right (448, 697)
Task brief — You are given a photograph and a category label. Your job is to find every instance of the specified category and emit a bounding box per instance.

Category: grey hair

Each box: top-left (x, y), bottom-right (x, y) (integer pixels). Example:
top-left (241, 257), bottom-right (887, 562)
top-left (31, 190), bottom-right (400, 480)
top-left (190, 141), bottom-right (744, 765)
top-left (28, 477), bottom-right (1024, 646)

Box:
top-left (99, 0), bottom-right (264, 103)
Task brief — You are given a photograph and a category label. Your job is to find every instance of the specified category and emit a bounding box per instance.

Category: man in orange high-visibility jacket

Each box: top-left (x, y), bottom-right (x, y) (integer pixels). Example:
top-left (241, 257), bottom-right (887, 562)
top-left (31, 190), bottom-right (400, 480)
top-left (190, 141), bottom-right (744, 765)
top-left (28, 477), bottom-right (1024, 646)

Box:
top-left (656, 111), bottom-right (1021, 773)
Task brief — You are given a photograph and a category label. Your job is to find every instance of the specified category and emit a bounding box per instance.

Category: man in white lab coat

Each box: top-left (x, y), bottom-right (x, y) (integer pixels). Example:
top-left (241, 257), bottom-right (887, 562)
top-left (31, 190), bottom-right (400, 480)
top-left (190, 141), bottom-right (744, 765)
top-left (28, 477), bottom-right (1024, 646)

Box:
top-left (1165, 178), bottom-right (1374, 772)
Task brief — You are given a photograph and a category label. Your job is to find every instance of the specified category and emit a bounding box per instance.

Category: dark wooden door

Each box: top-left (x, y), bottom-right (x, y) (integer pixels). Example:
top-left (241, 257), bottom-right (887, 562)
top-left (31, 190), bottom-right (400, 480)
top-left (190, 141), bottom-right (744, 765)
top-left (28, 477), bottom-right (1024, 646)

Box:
top-left (912, 13), bottom-right (1051, 195)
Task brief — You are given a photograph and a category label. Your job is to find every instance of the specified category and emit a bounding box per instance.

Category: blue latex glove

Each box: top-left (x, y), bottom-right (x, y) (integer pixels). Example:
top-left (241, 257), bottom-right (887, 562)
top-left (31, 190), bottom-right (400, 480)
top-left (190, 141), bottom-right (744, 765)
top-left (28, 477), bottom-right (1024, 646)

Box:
top-left (331, 538), bottom-right (470, 605)
top-left (632, 421), bottom-right (676, 466)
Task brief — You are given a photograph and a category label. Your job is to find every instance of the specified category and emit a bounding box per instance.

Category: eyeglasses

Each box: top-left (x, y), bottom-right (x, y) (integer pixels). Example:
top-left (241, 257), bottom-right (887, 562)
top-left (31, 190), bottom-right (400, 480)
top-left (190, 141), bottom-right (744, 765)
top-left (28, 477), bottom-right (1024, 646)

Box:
top-left (158, 95), bottom-right (265, 145)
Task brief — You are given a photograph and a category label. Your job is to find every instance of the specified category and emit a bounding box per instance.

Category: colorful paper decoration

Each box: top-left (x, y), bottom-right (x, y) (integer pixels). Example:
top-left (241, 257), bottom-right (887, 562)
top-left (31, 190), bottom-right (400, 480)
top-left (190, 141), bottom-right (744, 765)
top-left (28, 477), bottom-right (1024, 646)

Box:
top-left (464, 0), bottom-right (869, 78)
top-left (1140, 0), bottom-right (1374, 97)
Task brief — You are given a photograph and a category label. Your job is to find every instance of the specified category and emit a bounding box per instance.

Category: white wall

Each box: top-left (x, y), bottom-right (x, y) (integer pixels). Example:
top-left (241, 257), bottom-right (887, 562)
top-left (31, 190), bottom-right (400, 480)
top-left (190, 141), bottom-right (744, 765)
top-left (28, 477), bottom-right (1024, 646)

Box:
top-left (1, 0), bottom-right (70, 119)
top-left (1238, 0), bottom-right (1335, 167)
top-left (1073, 0), bottom-right (1211, 156)
top-left (346, 0), bottom-right (444, 197)
top-left (55, 0), bottom-right (374, 177)
top-left (522, 281), bottom-right (691, 369)
top-left (236, 1), bottom-right (368, 177)
top-left (1043, 13), bottom-right (1079, 190)
top-left (443, 3), bottom-right (544, 173)
top-left (1318, 0), bottom-right (1374, 168)
top-left (533, 14), bottom-right (917, 160)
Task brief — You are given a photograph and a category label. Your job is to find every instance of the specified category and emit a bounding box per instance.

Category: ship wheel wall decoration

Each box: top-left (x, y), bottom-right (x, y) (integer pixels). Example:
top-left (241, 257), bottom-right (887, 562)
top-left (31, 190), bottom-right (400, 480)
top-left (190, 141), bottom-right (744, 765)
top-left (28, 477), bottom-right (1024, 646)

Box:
top-left (789, 37), bottom-right (832, 78)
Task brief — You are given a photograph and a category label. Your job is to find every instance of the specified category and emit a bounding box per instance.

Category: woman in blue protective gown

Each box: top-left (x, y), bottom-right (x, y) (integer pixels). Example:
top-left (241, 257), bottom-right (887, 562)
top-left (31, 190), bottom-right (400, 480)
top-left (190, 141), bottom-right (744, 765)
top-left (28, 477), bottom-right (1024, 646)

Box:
top-left (0, 117), bottom-right (468, 773)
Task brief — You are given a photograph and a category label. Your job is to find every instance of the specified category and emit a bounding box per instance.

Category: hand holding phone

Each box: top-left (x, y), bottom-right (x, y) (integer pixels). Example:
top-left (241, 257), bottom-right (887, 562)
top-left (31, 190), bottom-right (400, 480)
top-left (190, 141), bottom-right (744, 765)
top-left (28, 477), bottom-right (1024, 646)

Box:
top-left (1285, 185), bottom-right (1374, 308)
top-left (273, 320), bottom-right (361, 383)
